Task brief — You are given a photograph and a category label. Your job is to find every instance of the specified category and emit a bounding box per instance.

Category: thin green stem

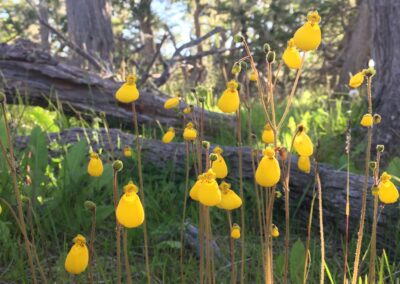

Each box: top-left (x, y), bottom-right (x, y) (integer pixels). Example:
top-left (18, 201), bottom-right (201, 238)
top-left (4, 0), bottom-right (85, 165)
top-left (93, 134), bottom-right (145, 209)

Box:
top-left (180, 142), bottom-right (190, 283)
top-left (1, 103), bottom-right (37, 284)
top-left (88, 207), bottom-right (97, 284)
top-left (112, 170), bottom-right (122, 284)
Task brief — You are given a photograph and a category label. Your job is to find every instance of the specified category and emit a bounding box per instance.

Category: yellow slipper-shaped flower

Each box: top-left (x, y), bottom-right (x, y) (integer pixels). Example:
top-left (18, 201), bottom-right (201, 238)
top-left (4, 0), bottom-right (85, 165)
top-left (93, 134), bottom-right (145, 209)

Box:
top-left (164, 97), bottom-right (180, 109)
top-left (217, 80), bottom-right (240, 113)
top-left (211, 146), bottom-right (228, 179)
top-left (262, 124), bottom-right (275, 144)
top-left (378, 172), bottom-right (399, 204)
top-left (283, 39), bottom-right (302, 69)
top-left (116, 182), bottom-right (145, 228)
top-left (271, 224), bottom-right (279, 238)
top-left (183, 122), bottom-right (197, 141)
top-left (65, 234), bottom-right (89, 275)
top-left (88, 152), bottom-right (104, 177)
top-left (298, 156), bottom-right (311, 174)
top-left (248, 70), bottom-right (258, 82)
top-left (294, 129), bottom-right (313, 157)
top-left (255, 147), bottom-right (281, 187)
top-left (217, 182), bottom-right (242, 210)
top-left (190, 174), bottom-right (205, 201)
top-left (123, 146), bottom-right (132, 157)
top-left (360, 113), bottom-right (373, 127)
top-left (231, 224), bottom-right (241, 239)
top-left (293, 11), bottom-right (322, 51)
top-left (115, 74), bottom-right (140, 103)
top-left (349, 72), bottom-right (365, 88)
top-left (162, 127), bottom-right (175, 143)
top-left (198, 169), bottom-right (221, 206)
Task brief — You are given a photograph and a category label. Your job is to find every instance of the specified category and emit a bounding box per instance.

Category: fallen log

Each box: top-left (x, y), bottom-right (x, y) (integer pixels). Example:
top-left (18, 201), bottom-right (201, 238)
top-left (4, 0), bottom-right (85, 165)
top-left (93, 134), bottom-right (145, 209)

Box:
top-left (15, 127), bottom-right (397, 247)
top-left (0, 40), bottom-right (234, 133)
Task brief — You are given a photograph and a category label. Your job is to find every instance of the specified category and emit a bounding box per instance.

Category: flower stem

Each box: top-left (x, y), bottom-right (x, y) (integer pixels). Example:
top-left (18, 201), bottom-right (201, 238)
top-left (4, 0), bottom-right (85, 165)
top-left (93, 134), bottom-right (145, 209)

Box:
top-left (283, 129), bottom-right (300, 284)
top-left (123, 229), bottom-right (133, 284)
top-left (227, 211), bottom-right (236, 284)
top-left (343, 124), bottom-right (351, 284)
top-left (112, 169), bottom-right (122, 284)
top-left (88, 206), bottom-right (97, 284)
top-left (131, 103), bottom-right (151, 284)
top-left (351, 77), bottom-right (373, 284)
top-left (0, 103), bottom-right (37, 284)
top-left (303, 186), bottom-right (317, 284)
top-left (368, 150), bottom-right (381, 283)
top-left (180, 142), bottom-right (190, 283)
top-left (316, 166), bottom-right (325, 284)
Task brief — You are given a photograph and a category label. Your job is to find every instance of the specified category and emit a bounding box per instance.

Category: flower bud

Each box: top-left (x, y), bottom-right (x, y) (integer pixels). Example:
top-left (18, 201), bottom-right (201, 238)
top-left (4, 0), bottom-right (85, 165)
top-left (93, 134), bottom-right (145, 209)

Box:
top-left (84, 200), bottom-right (97, 211)
top-left (369, 161), bottom-right (377, 170)
top-left (113, 160), bottom-right (124, 172)
top-left (198, 97), bottom-right (205, 103)
top-left (373, 114), bottom-right (381, 124)
top-left (363, 67), bottom-right (376, 77)
top-left (263, 43), bottom-right (271, 53)
top-left (275, 191), bottom-right (282, 199)
top-left (209, 153), bottom-right (218, 162)
top-left (240, 61), bottom-right (248, 70)
top-left (266, 51), bottom-right (276, 63)
top-left (202, 141), bottom-right (210, 150)
top-left (231, 63), bottom-right (241, 75)
top-left (233, 34), bottom-right (244, 43)
top-left (100, 112), bottom-right (106, 119)
top-left (376, 145), bottom-right (385, 152)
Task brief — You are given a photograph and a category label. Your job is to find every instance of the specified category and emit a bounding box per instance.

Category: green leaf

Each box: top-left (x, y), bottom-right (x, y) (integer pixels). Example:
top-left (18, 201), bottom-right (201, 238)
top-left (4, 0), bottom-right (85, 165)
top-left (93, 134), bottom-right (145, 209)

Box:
top-left (290, 239), bottom-right (306, 284)
top-left (95, 205), bottom-right (114, 224)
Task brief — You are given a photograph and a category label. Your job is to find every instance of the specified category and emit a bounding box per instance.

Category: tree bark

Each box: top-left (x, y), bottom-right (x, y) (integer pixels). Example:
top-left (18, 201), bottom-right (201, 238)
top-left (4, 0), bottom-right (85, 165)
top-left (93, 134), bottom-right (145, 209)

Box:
top-left (370, 0), bottom-right (400, 160)
top-left (38, 0), bottom-right (50, 50)
top-left (65, 0), bottom-right (114, 65)
top-left (337, 0), bottom-right (371, 89)
top-left (133, 0), bottom-right (156, 64)
top-left (0, 40), bottom-right (234, 134)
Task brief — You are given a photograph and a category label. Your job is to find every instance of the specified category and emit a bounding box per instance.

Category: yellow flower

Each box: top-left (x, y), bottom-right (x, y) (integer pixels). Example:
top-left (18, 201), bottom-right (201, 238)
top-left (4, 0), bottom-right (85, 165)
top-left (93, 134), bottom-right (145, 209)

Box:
top-left (294, 129), bottom-right (313, 157)
top-left (116, 182), bottom-right (145, 228)
top-left (123, 146), bottom-right (132, 157)
top-left (360, 113), bottom-right (373, 127)
top-left (115, 74), bottom-right (140, 103)
top-left (64, 234), bottom-right (89, 275)
top-left (190, 174), bottom-right (205, 201)
top-left (216, 182), bottom-right (242, 210)
top-left (255, 148), bottom-right (281, 187)
top-left (211, 146), bottom-right (228, 179)
top-left (198, 169), bottom-right (221, 206)
top-left (87, 152), bottom-right (103, 177)
top-left (293, 11), bottom-right (322, 51)
top-left (271, 224), bottom-right (279, 238)
top-left (231, 224), bottom-right (241, 239)
top-left (262, 124), bottom-right (275, 144)
top-left (183, 105), bottom-right (193, 114)
top-left (282, 39), bottom-right (302, 69)
top-left (183, 122), bottom-right (197, 141)
top-left (162, 127), bottom-right (175, 143)
top-left (248, 70), bottom-right (258, 81)
top-left (378, 172), bottom-right (399, 204)
top-left (164, 97), bottom-right (180, 109)
top-left (298, 156), bottom-right (311, 174)
top-left (349, 72), bottom-right (365, 88)
top-left (217, 80), bottom-right (240, 113)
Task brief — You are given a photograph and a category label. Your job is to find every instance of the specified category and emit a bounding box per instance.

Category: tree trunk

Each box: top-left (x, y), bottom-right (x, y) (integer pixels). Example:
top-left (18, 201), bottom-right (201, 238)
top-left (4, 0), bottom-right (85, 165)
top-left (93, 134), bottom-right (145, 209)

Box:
top-left (337, 0), bottom-right (371, 89)
top-left (0, 40), bottom-right (234, 134)
top-left (38, 0), bottom-right (50, 50)
top-left (65, 0), bottom-right (114, 65)
top-left (14, 127), bottom-right (397, 247)
top-left (135, 0), bottom-right (156, 64)
top-left (370, 0), bottom-right (400, 160)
